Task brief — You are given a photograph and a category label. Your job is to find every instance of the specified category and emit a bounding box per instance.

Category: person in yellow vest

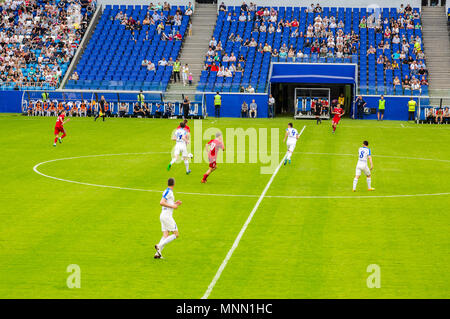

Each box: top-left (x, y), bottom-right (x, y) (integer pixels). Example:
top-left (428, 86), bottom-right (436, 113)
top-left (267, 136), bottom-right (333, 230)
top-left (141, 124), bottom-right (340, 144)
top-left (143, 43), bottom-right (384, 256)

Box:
top-left (42, 92), bottom-right (49, 103)
top-left (137, 90), bottom-right (145, 107)
top-left (338, 93), bottom-right (345, 109)
top-left (408, 97), bottom-right (416, 122)
top-left (214, 91), bottom-right (221, 118)
top-left (377, 95), bottom-right (386, 121)
top-left (173, 59), bottom-right (181, 83)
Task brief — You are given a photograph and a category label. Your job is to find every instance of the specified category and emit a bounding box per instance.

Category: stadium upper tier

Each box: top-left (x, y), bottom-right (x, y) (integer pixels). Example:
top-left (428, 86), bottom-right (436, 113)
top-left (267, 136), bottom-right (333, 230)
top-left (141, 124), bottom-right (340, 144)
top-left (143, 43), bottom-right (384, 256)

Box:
top-left (65, 4), bottom-right (191, 91)
top-left (0, 0), bottom-right (94, 91)
top-left (198, 5), bottom-right (428, 95)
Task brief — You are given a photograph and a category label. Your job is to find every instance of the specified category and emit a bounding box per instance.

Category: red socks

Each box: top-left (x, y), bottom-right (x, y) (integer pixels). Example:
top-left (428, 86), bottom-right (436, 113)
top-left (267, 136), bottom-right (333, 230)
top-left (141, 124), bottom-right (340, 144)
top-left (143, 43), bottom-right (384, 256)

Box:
top-left (202, 173), bottom-right (209, 182)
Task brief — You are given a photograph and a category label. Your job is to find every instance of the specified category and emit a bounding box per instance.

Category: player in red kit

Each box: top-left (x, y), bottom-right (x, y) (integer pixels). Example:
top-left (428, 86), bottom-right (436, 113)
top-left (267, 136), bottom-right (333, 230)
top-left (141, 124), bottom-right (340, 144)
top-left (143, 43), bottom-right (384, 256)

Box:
top-left (201, 132), bottom-right (225, 183)
top-left (177, 119), bottom-right (190, 133)
top-left (331, 103), bottom-right (345, 133)
top-left (53, 112), bottom-right (70, 146)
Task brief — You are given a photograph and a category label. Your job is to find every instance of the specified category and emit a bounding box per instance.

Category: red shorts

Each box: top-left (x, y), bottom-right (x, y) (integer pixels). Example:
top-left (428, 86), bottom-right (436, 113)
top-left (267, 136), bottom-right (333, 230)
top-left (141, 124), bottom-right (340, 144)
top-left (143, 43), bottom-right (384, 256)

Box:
top-left (332, 116), bottom-right (341, 124)
top-left (54, 126), bottom-right (65, 135)
top-left (209, 160), bottom-right (217, 169)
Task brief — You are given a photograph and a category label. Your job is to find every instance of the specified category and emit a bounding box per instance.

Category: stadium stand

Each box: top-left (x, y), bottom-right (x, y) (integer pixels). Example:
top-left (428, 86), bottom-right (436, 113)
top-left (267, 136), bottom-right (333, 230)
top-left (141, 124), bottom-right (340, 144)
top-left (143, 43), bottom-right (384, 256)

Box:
top-left (198, 3), bottom-right (428, 95)
top-left (0, 0), bottom-right (95, 91)
top-left (65, 4), bottom-right (191, 91)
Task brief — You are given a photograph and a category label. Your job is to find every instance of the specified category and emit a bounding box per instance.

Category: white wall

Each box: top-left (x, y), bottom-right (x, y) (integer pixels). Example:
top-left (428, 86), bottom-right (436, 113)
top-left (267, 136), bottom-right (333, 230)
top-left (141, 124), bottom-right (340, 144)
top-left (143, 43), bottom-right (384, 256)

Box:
top-left (97, 0), bottom-right (193, 7)
top-left (219, 0), bottom-right (422, 9)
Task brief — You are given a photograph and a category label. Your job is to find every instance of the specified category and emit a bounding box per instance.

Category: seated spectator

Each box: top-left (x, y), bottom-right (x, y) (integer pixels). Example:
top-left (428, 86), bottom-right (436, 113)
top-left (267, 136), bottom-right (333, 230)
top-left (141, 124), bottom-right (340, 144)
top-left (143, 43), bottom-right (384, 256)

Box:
top-left (224, 68), bottom-right (232, 77)
top-left (236, 63), bottom-right (244, 72)
top-left (229, 53), bottom-right (237, 62)
top-left (239, 86), bottom-right (246, 93)
top-left (158, 58), bottom-right (168, 66)
top-left (393, 76), bottom-right (401, 86)
top-left (222, 53), bottom-right (230, 62)
top-left (249, 99), bottom-right (258, 118)
top-left (142, 59), bottom-right (149, 67)
top-left (147, 61), bottom-right (156, 71)
top-left (426, 107), bottom-right (435, 124)
top-left (238, 13), bottom-right (247, 22)
top-left (249, 38), bottom-right (257, 47)
top-left (210, 63), bottom-right (219, 72)
top-left (185, 7), bottom-right (193, 16)
top-left (263, 43), bottom-right (272, 53)
top-left (71, 72), bottom-right (79, 81)
top-left (164, 102), bottom-right (174, 118)
top-left (219, 2), bottom-right (226, 11)
top-left (229, 63), bottom-right (236, 73)
top-left (155, 103), bottom-right (163, 118)
top-left (246, 85), bottom-right (255, 93)
top-left (241, 101), bottom-right (249, 118)
top-left (420, 76), bottom-right (428, 85)
top-left (272, 49), bottom-right (279, 57)
top-left (119, 103), bottom-right (128, 117)
top-left (133, 103), bottom-right (145, 117)
top-left (411, 79), bottom-right (420, 91)
top-left (402, 75), bottom-right (411, 89)
top-left (174, 31), bottom-right (182, 41)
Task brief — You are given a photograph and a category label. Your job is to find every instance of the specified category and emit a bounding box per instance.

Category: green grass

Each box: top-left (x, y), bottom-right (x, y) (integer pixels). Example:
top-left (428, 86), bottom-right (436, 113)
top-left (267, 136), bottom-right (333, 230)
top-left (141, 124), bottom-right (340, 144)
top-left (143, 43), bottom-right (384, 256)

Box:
top-left (0, 114), bottom-right (449, 298)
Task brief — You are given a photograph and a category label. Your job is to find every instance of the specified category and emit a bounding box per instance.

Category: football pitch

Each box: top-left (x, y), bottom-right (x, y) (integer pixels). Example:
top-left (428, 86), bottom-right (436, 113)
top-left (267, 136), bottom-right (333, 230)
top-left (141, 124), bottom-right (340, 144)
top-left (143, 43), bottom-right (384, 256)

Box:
top-left (0, 114), bottom-right (449, 299)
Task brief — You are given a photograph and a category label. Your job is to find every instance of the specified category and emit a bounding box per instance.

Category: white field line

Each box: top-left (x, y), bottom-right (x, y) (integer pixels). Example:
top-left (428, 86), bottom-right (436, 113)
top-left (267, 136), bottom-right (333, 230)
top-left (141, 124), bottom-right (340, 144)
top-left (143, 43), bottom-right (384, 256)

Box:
top-left (401, 123), bottom-right (405, 127)
top-left (33, 151), bottom-right (450, 199)
top-left (200, 125), bottom-right (307, 299)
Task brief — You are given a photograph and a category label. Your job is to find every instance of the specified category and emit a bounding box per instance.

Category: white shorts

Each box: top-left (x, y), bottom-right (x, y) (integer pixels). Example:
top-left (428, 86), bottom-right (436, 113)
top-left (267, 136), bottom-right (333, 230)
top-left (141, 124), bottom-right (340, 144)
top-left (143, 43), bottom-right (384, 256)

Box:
top-left (355, 162), bottom-right (371, 176)
top-left (287, 141), bottom-right (296, 152)
top-left (174, 142), bottom-right (188, 157)
top-left (160, 214), bottom-right (177, 232)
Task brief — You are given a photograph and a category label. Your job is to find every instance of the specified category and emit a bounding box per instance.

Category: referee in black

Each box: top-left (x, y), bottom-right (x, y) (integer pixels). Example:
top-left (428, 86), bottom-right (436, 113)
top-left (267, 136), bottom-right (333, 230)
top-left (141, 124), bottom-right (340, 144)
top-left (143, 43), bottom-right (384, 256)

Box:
top-left (182, 96), bottom-right (190, 119)
top-left (94, 95), bottom-right (106, 121)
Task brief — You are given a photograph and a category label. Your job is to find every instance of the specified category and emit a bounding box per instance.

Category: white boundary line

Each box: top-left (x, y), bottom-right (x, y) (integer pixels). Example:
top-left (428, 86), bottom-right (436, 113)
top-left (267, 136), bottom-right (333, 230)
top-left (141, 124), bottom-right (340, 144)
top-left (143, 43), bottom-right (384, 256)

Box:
top-left (33, 151), bottom-right (450, 199)
top-left (200, 125), bottom-right (307, 299)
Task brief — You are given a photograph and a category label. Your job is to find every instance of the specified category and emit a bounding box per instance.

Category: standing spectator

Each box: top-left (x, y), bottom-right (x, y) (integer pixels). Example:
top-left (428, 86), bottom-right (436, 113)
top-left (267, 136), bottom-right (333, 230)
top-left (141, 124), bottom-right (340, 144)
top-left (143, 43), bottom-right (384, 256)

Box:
top-left (268, 94), bottom-right (275, 118)
top-left (338, 93), bottom-right (345, 109)
top-left (249, 99), bottom-right (258, 118)
top-left (377, 95), bottom-right (386, 121)
top-left (407, 97), bottom-right (416, 122)
top-left (173, 59), bottom-right (181, 83)
top-left (355, 95), bottom-right (366, 119)
top-left (182, 96), bottom-right (190, 119)
top-left (188, 73), bottom-right (193, 86)
top-left (214, 91), bottom-right (221, 118)
top-left (241, 101), bottom-right (249, 118)
top-left (182, 64), bottom-right (189, 86)
top-left (137, 90), bottom-right (145, 107)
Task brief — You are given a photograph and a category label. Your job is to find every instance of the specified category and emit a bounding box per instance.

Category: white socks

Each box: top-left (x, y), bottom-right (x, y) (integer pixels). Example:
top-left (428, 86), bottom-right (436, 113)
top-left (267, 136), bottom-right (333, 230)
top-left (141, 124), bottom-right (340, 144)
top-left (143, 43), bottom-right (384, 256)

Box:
top-left (184, 159), bottom-right (189, 171)
top-left (353, 178), bottom-right (358, 190)
top-left (367, 177), bottom-right (372, 189)
top-left (158, 234), bottom-right (177, 251)
top-left (170, 158), bottom-right (176, 165)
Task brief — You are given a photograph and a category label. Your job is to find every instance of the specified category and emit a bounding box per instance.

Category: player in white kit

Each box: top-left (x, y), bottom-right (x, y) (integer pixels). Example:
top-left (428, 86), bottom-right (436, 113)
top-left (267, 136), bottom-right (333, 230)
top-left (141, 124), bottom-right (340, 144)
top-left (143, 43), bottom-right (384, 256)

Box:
top-left (283, 123), bottom-right (299, 165)
top-left (352, 141), bottom-right (375, 192)
top-left (154, 178), bottom-right (182, 259)
top-left (167, 122), bottom-right (191, 174)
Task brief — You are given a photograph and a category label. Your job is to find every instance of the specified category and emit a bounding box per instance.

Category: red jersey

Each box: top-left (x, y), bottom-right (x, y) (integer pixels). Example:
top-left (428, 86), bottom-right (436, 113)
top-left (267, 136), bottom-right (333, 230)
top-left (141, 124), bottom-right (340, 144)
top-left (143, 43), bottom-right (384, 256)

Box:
top-left (333, 107), bottom-right (344, 118)
top-left (55, 114), bottom-right (65, 128)
top-left (177, 124), bottom-right (190, 133)
top-left (207, 138), bottom-right (224, 160)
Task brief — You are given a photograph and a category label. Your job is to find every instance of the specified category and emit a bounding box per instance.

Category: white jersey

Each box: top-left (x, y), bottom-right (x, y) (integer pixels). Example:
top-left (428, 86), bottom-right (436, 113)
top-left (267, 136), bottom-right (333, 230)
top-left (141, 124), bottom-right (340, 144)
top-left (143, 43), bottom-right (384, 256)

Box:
top-left (174, 128), bottom-right (187, 144)
top-left (160, 187), bottom-right (174, 217)
top-left (286, 127), bottom-right (298, 144)
top-left (357, 146), bottom-right (371, 163)
top-left (355, 146), bottom-right (371, 176)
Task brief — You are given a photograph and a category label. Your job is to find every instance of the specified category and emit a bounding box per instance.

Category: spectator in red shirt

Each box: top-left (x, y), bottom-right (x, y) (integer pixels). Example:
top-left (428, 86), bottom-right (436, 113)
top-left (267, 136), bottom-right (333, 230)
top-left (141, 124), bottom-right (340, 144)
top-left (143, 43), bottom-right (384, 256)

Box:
top-left (210, 63), bottom-right (219, 72)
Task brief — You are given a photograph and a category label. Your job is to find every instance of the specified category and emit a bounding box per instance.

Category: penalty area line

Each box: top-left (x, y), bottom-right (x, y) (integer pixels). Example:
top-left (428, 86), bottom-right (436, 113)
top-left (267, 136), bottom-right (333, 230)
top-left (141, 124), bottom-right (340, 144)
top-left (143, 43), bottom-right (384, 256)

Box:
top-left (201, 125), bottom-right (307, 299)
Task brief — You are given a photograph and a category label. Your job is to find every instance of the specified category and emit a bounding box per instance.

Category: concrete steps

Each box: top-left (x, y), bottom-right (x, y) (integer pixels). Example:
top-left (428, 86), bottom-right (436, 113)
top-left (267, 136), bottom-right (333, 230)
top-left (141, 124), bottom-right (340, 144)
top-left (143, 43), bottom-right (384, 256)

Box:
top-left (421, 6), bottom-right (450, 93)
top-left (165, 3), bottom-right (216, 98)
